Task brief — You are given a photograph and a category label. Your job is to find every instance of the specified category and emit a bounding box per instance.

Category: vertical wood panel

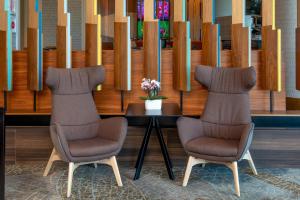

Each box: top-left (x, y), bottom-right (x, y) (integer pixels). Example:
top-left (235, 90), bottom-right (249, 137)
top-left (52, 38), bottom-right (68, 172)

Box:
top-left (144, 21), bottom-right (161, 81)
top-left (173, 22), bottom-right (191, 91)
top-left (114, 20), bottom-right (131, 91)
top-left (188, 0), bottom-right (201, 40)
top-left (202, 0), bottom-right (214, 23)
top-left (0, 0), bottom-right (13, 91)
top-left (232, 0), bottom-right (244, 24)
top-left (85, 0), bottom-right (101, 66)
top-left (231, 0), bottom-right (250, 68)
top-left (202, 23), bottom-right (220, 66)
top-left (85, 24), bottom-right (99, 66)
top-left (231, 24), bottom-right (250, 67)
top-left (57, 0), bottom-right (71, 68)
top-left (174, 0), bottom-right (186, 22)
top-left (27, 0), bottom-right (43, 91)
top-left (114, 1), bottom-right (131, 91)
top-left (262, 0), bottom-right (275, 28)
top-left (261, 0), bottom-right (282, 91)
top-left (144, 0), bottom-right (155, 21)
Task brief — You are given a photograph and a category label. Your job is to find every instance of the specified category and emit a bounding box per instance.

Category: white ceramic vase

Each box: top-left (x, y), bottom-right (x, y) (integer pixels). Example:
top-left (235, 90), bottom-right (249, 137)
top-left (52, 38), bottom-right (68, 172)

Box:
top-left (145, 99), bottom-right (162, 110)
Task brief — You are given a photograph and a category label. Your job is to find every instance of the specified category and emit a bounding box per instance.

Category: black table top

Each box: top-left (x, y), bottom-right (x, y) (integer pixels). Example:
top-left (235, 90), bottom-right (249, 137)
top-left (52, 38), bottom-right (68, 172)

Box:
top-left (126, 103), bottom-right (182, 117)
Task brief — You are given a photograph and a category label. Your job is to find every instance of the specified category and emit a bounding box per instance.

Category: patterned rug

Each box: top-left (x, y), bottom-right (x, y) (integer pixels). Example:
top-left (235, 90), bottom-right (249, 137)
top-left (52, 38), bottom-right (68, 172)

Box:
top-left (5, 161), bottom-right (300, 200)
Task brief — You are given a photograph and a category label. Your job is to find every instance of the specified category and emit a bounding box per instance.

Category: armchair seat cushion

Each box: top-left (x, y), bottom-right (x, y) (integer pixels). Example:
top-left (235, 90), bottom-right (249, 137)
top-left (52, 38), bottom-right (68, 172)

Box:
top-left (69, 137), bottom-right (119, 157)
top-left (186, 137), bottom-right (239, 157)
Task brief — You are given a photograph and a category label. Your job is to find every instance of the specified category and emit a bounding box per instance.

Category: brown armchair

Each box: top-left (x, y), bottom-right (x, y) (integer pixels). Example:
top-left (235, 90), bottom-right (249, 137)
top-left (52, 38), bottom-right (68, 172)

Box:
top-left (177, 66), bottom-right (258, 197)
top-left (43, 66), bottom-right (127, 197)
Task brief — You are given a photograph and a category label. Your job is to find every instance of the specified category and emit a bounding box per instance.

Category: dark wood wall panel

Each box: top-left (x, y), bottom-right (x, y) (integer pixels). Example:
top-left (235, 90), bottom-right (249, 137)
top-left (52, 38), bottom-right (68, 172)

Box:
top-left (56, 26), bottom-right (67, 68)
top-left (0, 31), bottom-right (9, 91)
top-left (114, 22), bottom-right (131, 91)
top-left (7, 51), bottom-right (34, 112)
top-left (27, 28), bottom-right (39, 90)
top-left (85, 24), bottom-right (98, 66)
top-left (173, 22), bottom-right (190, 91)
top-left (231, 24), bottom-right (250, 68)
top-left (144, 21), bottom-right (161, 80)
top-left (202, 23), bottom-right (220, 67)
top-left (261, 26), bottom-right (282, 91)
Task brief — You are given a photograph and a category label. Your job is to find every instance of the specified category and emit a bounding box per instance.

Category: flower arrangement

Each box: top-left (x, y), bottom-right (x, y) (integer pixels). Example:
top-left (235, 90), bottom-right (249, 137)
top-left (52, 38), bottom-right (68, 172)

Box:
top-left (140, 78), bottom-right (167, 100)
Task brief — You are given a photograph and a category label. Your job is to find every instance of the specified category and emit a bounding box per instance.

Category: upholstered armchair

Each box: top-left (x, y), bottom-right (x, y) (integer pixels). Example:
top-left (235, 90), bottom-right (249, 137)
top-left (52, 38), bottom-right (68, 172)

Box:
top-left (43, 66), bottom-right (128, 197)
top-left (177, 66), bottom-right (258, 197)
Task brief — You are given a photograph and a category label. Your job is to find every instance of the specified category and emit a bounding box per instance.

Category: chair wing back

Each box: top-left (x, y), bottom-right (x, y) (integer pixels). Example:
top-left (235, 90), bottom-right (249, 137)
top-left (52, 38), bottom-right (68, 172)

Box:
top-left (195, 66), bottom-right (256, 139)
top-left (46, 66), bottom-right (105, 140)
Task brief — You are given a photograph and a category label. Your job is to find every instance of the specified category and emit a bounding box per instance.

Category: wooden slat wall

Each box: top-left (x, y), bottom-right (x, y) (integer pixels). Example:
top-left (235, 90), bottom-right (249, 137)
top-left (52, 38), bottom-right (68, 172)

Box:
top-left (5, 49), bottom-right (286, 114)
top-left (261, 0), bottom-right (282, 91)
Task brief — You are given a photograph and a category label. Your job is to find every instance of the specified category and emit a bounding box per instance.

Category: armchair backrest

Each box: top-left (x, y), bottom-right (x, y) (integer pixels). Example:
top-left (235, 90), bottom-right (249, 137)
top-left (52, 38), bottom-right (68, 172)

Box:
top-left (195, 66), bottom-right (256, 139)
top-left (46, 66), bottom-right (105, 140)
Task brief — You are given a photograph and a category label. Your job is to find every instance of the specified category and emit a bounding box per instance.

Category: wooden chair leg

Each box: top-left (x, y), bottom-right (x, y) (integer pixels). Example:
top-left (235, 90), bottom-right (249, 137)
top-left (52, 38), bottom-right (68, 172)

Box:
top-left (67, 162), bottom-right (76, 198)
top-left (182, 156), bottom-right (194, 186)
top-left (110, 156), bottom-right (123, 186)
top-left (227, 162), bottom-right (240, 197)
top-left (243, 151), bottom-right (258, 175)
top-left (43, 148), bottom-right (61, 177)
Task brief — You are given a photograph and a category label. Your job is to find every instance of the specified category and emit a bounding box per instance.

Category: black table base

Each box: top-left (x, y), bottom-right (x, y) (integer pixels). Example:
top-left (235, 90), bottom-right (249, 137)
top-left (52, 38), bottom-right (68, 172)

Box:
top-left (134, 117), bottom-right (175, 180)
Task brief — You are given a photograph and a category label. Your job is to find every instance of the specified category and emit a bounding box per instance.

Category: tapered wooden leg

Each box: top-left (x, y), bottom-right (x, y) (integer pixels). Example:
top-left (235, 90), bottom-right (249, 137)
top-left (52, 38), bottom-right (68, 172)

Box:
top-left (67, 162), bottom-right (76, 198)
top-left (228, 162), bottom-right (240, 197)
top-left (43, 148), bottom-right (61, 177)
top-left (110, 156), bottom-right (123, 186)
top-left (182, 156), bottom-right (205, 186)
top-left (183, 156), bottom-right (194, 186)
top-left (243, 151), bottom-right (258, 175)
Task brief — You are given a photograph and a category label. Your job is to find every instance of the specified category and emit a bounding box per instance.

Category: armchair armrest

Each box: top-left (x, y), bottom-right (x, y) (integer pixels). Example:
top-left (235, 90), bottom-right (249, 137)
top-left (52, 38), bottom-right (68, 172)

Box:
top-left (177, 117), bottom-right (204, 149)
top-left (49, 123), bottom-right (72, 162)
top-left (98, 117), bottom-right (128, 143)
top-left (237, 123), bottom-right (255, 160)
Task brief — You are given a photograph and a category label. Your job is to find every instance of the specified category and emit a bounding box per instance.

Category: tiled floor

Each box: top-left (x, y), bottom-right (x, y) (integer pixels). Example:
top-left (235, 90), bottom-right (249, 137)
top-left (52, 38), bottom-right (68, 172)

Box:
top-left (5, 161), bottom-right (300, 200)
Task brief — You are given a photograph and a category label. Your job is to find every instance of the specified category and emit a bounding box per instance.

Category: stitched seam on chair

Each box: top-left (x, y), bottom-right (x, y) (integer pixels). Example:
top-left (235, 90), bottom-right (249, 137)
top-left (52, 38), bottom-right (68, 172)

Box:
top-left (209, 91), bottom-right (248, 95)
top-left (51, 120), bottom-right (99, 127)
top-left (200, 120), bottom-right (251, 126)
top-left (187, 151), bottom-right (237, 158)
top-left (53, 92), bottom-right (91, 95)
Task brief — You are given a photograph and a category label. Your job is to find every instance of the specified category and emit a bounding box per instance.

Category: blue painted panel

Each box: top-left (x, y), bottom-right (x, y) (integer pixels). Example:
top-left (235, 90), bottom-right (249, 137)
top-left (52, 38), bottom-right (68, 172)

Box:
top-left (5, 0), bottom-right (13, 91)
top-left (186, 22), bottom-right (191, 91)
